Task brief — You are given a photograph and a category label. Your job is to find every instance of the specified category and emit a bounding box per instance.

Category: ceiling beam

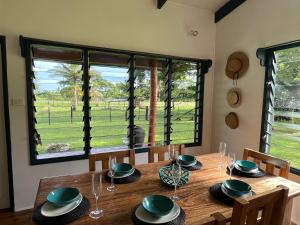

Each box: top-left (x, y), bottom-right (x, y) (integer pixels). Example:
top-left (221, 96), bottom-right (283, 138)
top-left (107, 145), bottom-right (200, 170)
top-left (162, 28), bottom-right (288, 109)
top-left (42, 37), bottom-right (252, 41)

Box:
top-left (215, 0), bottom-right (246, 23)
top-left (157, 0), bottom-right (167, 9)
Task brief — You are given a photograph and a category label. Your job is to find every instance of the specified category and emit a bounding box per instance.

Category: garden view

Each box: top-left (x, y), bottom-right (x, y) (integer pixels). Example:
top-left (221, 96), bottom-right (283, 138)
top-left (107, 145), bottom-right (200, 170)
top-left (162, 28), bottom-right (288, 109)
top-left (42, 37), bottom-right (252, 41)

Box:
top-left (34, 60), bottom-right (197, 154)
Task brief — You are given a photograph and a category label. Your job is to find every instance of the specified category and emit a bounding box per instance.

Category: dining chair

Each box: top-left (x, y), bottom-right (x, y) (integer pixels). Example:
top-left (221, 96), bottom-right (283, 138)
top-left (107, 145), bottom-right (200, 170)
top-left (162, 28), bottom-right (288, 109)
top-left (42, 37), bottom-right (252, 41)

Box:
top-left (230, 185), bottom-right (289, 225)
top-left (89, 149), bottom-right (135, 171)
top-left (243, 148), bottom-right (290, 178)
top-left (148, 144), bottom-right (186, 163)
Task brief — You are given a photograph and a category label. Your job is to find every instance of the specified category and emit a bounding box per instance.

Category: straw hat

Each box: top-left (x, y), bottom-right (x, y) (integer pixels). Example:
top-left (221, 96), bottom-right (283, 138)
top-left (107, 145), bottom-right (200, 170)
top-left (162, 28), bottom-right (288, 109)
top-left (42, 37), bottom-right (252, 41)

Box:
top-left (225, 112), bottom-right (239, 129)
top-left (227, 88), bottom-right (241, 108)
top-left (226, 52), bottom-right (249, 79)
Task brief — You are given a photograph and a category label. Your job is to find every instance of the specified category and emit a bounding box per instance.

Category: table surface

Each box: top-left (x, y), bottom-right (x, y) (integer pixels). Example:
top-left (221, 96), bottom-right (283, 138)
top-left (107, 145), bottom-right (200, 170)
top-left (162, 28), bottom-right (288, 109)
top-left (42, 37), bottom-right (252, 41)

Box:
top-left (32, 153), bottom-right (300, 225)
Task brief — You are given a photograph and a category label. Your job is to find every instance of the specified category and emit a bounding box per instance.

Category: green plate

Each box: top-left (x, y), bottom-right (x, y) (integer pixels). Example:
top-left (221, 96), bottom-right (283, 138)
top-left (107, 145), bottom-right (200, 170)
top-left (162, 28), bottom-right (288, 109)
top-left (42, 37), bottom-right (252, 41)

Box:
top-left (142, 195), bottom-right (174, 217)
top-left (159, 165), bottom-right (189, 187)
top-left (235, 160), bottom-right (257, 171)
top-left (223, 179), bottom-right (251, 196)
top-left (177, 155), bottom-right (196, 166)
top-left (47, 187), bottom-right (80, 206)
top-left (114, 163), bottom-right (134, 176)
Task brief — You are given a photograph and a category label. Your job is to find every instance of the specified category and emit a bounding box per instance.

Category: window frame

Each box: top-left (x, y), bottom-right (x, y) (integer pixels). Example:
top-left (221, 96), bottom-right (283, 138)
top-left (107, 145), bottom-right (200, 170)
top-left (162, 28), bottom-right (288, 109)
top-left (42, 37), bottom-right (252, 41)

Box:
top-left (20, 36), bottom-right (212, 165)
top-left (257, 40), bottom-right (300, 175)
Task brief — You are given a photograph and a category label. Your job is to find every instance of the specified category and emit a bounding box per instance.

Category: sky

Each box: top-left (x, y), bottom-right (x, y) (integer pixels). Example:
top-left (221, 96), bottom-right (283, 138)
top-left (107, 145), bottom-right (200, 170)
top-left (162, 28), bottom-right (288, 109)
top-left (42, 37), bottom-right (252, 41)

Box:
top-left (34, 60), bottom-right (128, 92)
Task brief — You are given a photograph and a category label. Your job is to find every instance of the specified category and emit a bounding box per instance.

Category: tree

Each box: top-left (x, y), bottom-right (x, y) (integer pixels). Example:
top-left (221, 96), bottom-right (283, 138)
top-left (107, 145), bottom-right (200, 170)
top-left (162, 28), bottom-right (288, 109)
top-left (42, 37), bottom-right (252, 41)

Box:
top-left (52, 64), bottom-right (108, 109)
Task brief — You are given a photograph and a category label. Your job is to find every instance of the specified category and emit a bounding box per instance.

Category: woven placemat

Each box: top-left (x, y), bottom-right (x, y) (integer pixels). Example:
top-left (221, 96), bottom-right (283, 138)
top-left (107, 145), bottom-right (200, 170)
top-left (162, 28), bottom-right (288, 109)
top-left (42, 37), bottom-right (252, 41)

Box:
top-left (170, 161), bottom-right (202, 171)
top-left (32, 196), bottom-right (90, 225)
top-left (132, 204), bottom-right (186, 225)
top-left (210, 183), bottom-right (255, 206)
top-left (105, 169), bottom-right (141, 184)
top-left (231, 167), bottom-right (266, 178)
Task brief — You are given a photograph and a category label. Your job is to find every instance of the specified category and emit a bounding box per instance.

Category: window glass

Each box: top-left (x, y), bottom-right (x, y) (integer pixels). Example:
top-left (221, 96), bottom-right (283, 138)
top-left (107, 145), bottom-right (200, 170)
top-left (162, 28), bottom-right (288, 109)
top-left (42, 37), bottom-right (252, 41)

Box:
top-left (271, 47), bottom-right (300, 169)
top-left (34, 60), bottom-right (84, 156)
top-left (171, 62), bottom-right (197, 144)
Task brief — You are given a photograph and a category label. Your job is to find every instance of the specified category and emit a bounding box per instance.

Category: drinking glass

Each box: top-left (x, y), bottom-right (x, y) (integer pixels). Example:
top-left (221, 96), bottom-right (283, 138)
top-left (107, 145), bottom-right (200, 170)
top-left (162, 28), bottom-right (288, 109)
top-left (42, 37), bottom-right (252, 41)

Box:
top-left (227, 152), bottom-right (236, 180)
top-left (107, 155), bottom-right (117, 192)
top-left (168, 145), bottom-right (176, 162)
top-left (218, 142), bottom-right (227, 170)
top-left (169, 163), bottom-right (181, 201)
top-left (89, 172), bottom-right (103, 219)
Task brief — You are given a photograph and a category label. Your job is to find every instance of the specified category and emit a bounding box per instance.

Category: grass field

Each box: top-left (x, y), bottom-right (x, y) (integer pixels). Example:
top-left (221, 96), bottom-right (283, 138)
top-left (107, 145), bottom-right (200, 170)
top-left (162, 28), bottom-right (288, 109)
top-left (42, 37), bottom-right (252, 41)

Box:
top-left (271, 122), bottom-right (300, 169)
top-left (35, 98), bottom-right (196, 154)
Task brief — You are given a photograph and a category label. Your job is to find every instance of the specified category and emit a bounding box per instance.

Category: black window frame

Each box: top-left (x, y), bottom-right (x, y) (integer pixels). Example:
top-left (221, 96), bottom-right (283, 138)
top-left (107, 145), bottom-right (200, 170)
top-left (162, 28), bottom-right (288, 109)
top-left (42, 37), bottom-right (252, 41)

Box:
top-left (20, 36), bottom-right (212, 165)
top-left (257, 39), bottom-right (300, 175)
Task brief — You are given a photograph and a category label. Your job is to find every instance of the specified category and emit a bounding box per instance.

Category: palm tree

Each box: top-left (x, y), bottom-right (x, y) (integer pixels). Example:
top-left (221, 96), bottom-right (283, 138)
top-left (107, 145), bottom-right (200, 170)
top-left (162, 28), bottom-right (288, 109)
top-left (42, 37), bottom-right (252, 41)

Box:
top-left (52, 64), bottom-right (109, 110)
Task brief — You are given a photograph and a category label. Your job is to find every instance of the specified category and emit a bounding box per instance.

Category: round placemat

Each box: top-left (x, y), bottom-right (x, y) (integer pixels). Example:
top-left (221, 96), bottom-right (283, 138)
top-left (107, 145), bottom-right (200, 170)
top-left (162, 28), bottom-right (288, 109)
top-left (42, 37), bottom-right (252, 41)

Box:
top-left (210, 183), bottom-right (255, 206)
top-left (132, 204), bottom-right (186, 225)
top-left (32, 196), bottom-right (90, 225)
top-left (170, 161), bottom-right (202, 171)
top-left (105, 169), bottom-right (141, 184)
top-left (181, 161), bottom-right (203, 171)
top-left (231, 167), bottom-right (266, 178)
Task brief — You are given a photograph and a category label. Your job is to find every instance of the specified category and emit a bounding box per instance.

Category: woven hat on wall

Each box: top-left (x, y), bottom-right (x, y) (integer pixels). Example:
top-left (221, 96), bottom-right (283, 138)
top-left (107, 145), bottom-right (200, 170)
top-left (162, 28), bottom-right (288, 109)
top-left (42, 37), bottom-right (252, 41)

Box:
top-left (227, 88), bottom-right (241, 108)
top-left (226, 52), bottom-right (249, 80)
top-left (225, 112), bottom-right (239, 129)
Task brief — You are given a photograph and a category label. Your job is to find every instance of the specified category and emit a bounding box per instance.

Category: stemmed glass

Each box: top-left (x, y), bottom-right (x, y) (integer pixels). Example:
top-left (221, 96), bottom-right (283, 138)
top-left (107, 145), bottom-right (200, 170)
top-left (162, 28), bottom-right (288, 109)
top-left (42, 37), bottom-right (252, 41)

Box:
top-left (169, 163), bottom-right (182, 201)
top-left (227, 152), bottom-right (236, 180)
top-left (107, 155), bottom-right (117, 192)
top-left (168, 145), bottom-right (176, 162)
top-left (89, 172), bottom-right (103, 219)
top-left (218, 142), bottom-right (227, 171)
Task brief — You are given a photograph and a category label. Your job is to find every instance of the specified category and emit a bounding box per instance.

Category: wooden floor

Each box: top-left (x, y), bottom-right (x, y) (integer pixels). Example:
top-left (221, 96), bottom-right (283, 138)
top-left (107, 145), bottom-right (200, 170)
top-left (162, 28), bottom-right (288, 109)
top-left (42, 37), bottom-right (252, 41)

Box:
top-left (0, 209), bottom-right (33, 225)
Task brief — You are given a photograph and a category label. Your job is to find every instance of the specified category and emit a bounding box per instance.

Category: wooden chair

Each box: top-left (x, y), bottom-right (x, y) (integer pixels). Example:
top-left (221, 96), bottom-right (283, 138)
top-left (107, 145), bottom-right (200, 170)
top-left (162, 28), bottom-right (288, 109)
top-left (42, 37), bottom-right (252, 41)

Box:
top-left (89, 149), bottom-right (135, 171)
top-left (230, 185), bottom-right (289, 225)
top-left (243, 148), bottom-right (290, 178)
top-left (148, 144), bottom-right (186, 163)
top-left (200, 186), bottom-right (289, 225)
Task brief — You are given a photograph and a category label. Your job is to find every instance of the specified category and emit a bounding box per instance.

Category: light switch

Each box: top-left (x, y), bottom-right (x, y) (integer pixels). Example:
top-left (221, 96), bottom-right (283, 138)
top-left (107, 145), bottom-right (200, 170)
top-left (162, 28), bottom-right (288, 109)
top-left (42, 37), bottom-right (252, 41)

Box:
top-left (11, 98), bottom-right (25, 106)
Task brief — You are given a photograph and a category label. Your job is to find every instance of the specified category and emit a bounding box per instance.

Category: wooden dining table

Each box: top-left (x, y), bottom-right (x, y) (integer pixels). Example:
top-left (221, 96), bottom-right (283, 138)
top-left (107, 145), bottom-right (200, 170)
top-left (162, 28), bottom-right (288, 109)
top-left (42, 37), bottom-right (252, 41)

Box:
top-left (31, 153), bottom-right (300, 225)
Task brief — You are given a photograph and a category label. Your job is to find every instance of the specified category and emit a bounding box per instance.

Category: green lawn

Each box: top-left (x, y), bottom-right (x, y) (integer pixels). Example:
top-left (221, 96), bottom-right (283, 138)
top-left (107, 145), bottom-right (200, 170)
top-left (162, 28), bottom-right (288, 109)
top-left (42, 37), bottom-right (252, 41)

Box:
top-left (35, 98), bottom-right (196, 154)
top-left (271, 122), bottom-right (300, 169)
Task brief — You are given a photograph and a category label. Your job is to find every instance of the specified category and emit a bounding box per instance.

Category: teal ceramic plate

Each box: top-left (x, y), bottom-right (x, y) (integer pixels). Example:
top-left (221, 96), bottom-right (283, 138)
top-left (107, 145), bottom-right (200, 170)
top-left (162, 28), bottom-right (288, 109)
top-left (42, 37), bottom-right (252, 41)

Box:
top-left (159, 165), bottom-right (189, 187)
top-left (177, 155), bottom-right (196, 166)
top-left (108, 167), bottom-right (135, 178)
top-left (114, 163), bottom-right (134, 176)
top-left (223, 179), bottom-right (251, 196)
top-left (142, 195), bottom-right (174, 217)
top-left (221, 184), bottom-right (252, 198)
top-left (47, 187), bottom-right (80, 206)
top-left (235, 160), bottom-right (258, 171)
top-left (42, 194), bottom-right (82, 217)
top-left (135, 203), bottom-right (180, 224)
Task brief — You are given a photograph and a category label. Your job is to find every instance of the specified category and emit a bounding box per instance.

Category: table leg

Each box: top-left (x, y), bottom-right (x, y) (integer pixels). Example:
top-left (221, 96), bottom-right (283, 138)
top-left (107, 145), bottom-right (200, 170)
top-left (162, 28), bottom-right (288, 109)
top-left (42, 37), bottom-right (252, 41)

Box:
top-left (283, 198), bottom-right (293, 225)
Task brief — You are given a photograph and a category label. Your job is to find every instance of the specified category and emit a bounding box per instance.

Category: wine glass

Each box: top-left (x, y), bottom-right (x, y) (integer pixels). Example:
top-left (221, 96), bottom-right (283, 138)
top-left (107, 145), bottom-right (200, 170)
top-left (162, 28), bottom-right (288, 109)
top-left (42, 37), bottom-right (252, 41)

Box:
top-left (227, 152), bottom-right (236, 180)
top-left (169, 163), bottom-right (182, 201)
top-left (218, 142), bottom-right (227, 170)
top-left (89, 172), bottom-right (103, 219)
top-left (168, 145), bottom-right (176, 162)
top-left (107, 155), bottom-right (117, 192)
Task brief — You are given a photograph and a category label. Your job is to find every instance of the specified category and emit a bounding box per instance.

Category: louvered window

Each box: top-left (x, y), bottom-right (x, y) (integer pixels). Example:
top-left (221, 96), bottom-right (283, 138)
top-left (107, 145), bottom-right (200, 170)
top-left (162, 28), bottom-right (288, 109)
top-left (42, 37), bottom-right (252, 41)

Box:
top-left (257, 42), bottom-right (300, 174)
top-left (20, 36), bottom-right (211, 164)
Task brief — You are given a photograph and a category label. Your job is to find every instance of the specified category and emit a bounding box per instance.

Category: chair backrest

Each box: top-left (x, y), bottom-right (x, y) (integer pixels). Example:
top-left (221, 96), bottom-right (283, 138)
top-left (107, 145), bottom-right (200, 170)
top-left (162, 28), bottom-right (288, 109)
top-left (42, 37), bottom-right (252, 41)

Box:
top-left (89, 149), bottom-right (135, 171)
top-left (148, 144), bottom-right (186, 163)
top-left (243, 148), bottom-right (290, 178)
top-left (231, 185), bottom-right (289, 225)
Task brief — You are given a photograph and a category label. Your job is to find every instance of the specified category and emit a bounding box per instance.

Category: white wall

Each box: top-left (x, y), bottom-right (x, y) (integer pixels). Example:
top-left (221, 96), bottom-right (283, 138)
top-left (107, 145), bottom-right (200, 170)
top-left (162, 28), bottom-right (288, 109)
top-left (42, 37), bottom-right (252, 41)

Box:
top-left (213, 0), bottom-right (300, 223)
top-left (0, 0), bottom-right (216, 210)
